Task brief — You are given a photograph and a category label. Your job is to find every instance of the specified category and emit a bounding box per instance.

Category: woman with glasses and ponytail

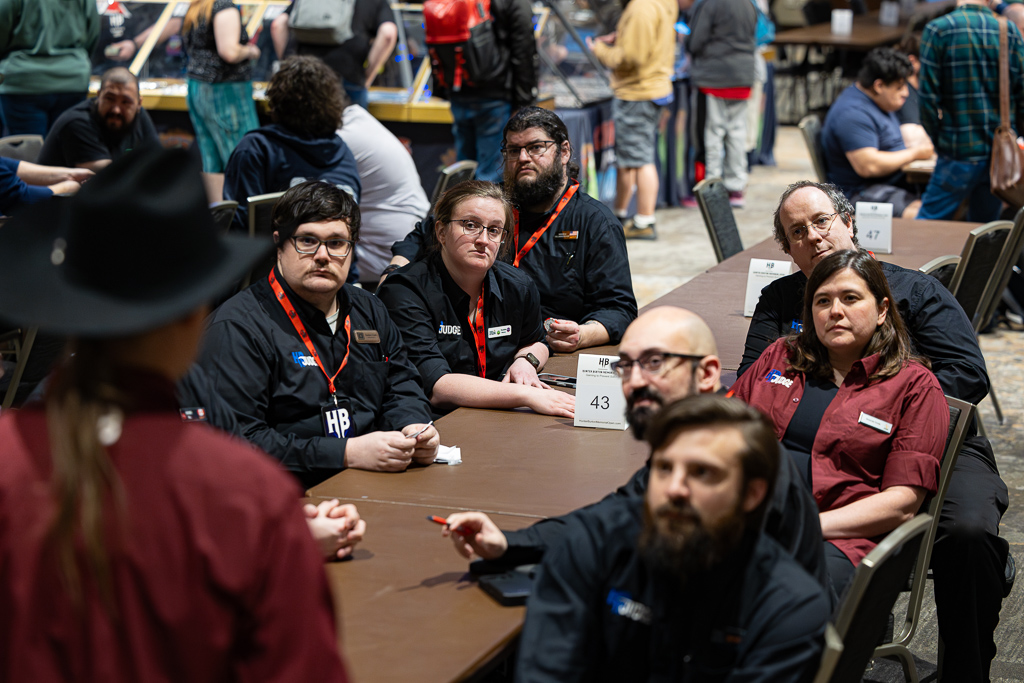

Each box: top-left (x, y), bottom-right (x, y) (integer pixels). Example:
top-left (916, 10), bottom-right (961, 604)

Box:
top-left (378, 181), bottom-right (575, 418)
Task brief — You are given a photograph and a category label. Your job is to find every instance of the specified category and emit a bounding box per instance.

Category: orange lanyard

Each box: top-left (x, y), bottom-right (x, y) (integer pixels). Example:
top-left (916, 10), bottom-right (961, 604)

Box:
top-left (512, 180), bottom-right (579, 268)
top-left (268, 270), bottom-right (351, 397)
top-left (468, 285), bottom-right (486, 378)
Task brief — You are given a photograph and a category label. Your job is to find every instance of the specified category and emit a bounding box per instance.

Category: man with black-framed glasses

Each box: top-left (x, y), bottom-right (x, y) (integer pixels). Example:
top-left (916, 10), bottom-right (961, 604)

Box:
top-left (199, 180), bottom-right (437, 488)
top-left (438, 306), bottom-right (826, 591)
top-left (741, 179), bottom-right (1011, 682)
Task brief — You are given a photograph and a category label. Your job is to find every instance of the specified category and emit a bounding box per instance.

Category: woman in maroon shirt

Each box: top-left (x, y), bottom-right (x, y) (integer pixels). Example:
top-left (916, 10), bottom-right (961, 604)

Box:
top-left (731, 249), bottom-right (947, 597)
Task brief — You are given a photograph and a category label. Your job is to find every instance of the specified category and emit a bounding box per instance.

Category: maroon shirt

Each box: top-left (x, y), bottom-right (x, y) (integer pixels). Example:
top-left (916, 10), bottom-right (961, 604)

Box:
top-left (0, 373), bottom-right (348, 682)
top-left (731, 338), bottom-right (947, 565)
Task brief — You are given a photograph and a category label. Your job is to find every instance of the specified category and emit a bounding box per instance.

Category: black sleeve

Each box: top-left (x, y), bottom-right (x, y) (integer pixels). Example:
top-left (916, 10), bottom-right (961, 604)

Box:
top-left (374, 0), bottom-right (396, 27)
top-left (578, 210), bottom-right (638, 344)
top-left (176, 364), bottom-right (242, 437)
top-left (501, 466), bottom-right (648, 565)
top-left (390, 216), bottom-right (431, 261)
top-left (376, 273), bottom-right (453, 398)
top-left (764, 447), bottom-right (829, 594)
top-left (738, 282), bottom-right (791, 378)
top-left (135, 108), bottom-right (160, 146)
top-left (57, 117), bottom-right (112, 166)
top-left (198, 317), bottom-right (349, 471)
top-left (222, 138), bottom-right (267, 234)
top-left (517, 275), bottom-right (546, 349)
top-left (513, 516), bottom-right (608, 683)
top-left (501, 0), bottom-right (538, 107)
top-left (369, 295), bottom-right (435, 430)
top-left (905, 275), bottom-right (990, 403)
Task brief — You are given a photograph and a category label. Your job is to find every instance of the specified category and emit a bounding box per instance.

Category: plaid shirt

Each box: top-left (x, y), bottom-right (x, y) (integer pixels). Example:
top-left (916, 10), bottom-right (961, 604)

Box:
top-left (919, 4), bottom-right (1024, 161)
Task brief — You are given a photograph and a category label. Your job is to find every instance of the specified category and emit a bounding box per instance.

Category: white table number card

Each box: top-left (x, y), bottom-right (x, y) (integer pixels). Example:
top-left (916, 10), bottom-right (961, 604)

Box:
top-left (855, 202), bottom-right (894, 254)
top-left (574, 354), bottom-right (628, 430)
top-left (744, 259), bottom-right (793, 317)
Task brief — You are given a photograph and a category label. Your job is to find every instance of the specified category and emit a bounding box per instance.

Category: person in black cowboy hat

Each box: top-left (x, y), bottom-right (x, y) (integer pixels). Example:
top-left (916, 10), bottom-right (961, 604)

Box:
top-left (199, 179), bottom-right (439, 488)
top-left (0, 147), bottom-right (351, 682)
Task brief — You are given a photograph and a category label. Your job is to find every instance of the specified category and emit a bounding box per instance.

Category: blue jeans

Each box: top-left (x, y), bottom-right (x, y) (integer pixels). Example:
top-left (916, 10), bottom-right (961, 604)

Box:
top-left (0, 92), bottom-right (86, 136)
top-left (917, 156), bottom-right (1003, 223)
top-left (450, 97), bottom-right (512, 184)
top-left (343, 81), bottom-right (369, 110)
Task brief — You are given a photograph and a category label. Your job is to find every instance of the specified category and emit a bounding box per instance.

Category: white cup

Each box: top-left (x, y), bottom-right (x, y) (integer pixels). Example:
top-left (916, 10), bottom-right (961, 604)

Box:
top-left (831, 9), bottom-right (854, 35)
top-left (879, 1), bottom-right (900, 26)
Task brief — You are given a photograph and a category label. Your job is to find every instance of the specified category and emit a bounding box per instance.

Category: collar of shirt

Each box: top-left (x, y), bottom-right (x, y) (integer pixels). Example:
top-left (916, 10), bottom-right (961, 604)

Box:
top-left (433, 253), bottom-right (505, 311)
top-left (270, 265), bottom-right (351, 336)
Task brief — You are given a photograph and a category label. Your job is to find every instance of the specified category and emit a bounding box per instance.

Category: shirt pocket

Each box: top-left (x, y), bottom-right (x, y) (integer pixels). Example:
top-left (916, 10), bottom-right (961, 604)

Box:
top-left (348, 361), bottom-right (388, 415)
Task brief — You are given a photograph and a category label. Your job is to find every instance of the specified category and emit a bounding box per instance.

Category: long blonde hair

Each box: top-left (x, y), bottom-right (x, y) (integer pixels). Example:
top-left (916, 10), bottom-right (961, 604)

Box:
top-left (45, 339), bottom-right (128, 614)
top-left (182, 0), bottom-right (218, 34)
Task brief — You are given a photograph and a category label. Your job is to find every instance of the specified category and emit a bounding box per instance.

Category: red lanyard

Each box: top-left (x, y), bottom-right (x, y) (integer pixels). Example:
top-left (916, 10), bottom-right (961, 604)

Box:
top-left (468, 285), bottom-right (486, 378)
top-left (268, 270), bottom-right (351, 397)
top-left (512, 180), bottom-right (579, 268)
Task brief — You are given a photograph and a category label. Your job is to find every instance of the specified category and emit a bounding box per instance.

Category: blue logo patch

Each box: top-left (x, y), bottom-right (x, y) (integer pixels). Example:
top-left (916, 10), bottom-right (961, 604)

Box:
top-left (789, 319), bottom-right (803, 333)
top-left (606, 589), bottom-right (652, 624)
top-left (292, 351), bottom-right (316, 367)
top-left (764, 369), bottom-right (794, 388)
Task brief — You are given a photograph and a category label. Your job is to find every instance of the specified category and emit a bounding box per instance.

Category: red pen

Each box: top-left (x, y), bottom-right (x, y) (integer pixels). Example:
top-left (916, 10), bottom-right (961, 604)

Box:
top-left (427, 515), bottom-right (470, 536)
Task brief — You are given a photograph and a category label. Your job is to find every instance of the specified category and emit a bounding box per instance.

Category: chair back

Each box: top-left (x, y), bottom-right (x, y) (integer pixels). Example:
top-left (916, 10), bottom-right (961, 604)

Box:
top-left (209, 200), bottom-right (239, 235)
top-left (813, 515), bottom-right (932, 683)
top-left (1, 327), bottom-right (38, 409)
top-left (693, 178), bottom-right (744, 262)
top-left (798, 115), bottom-right (828, 183)
top-left (0, 134), bottom-right (44, 163)
top-left (870, 396), bottom-right (975, 679)
top-left (430, 160), bottom-right (479, 206)
top-left (948, 220), bottom-right (1017, 330)
top-left (242, 191), bottom-right (285, 289)
top-left (919, 254), bottom-right (960, 291)
top-left (973, 206), bottom-right (1024, 334)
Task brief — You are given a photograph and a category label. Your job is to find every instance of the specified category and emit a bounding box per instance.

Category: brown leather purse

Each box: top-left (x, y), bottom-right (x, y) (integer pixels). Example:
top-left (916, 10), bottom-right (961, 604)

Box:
top-left (990, 17), bottom-right (1024, 207)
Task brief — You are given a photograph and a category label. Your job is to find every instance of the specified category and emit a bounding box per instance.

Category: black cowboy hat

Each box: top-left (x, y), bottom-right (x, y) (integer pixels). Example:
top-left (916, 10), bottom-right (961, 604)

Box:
top-left (0, 146), bottom-right (270, 336)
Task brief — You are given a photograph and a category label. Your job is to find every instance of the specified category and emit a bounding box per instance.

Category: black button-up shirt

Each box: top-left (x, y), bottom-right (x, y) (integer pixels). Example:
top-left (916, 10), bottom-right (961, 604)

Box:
top-left (199, 267), bottom-right (431, 488)
top-left (377, 253), bottom-right (545, 397)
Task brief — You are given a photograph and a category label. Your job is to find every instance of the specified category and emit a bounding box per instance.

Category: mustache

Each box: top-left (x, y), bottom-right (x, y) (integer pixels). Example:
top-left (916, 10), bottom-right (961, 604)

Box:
top-left (653, 500), bottom-right (701, 525)
top-left (627, 385), bottom-right (663, 410)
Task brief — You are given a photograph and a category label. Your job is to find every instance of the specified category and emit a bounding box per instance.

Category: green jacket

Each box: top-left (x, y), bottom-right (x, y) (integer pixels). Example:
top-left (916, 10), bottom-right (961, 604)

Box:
top-left (0, 0), bottom-right (100, 94)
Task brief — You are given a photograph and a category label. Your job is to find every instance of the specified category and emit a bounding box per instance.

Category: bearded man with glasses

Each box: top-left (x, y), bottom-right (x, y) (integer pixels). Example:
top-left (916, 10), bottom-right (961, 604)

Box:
top-left (200, 180), bottom-right (437, 487)
top-left (739, 179), bottom-right (1012, 682)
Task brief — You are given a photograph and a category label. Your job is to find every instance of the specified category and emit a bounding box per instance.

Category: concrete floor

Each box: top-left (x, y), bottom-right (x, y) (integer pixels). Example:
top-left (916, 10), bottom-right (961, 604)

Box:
top-left (630, 125), bottom-right (1024, 682)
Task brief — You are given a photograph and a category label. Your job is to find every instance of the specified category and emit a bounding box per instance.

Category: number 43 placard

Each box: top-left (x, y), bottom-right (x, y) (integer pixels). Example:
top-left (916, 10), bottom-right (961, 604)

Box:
top-left (574, 354), bottom-right (628, 430)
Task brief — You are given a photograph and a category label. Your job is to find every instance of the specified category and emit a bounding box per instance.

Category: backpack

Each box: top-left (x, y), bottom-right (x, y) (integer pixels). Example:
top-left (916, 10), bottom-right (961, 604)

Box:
top-left (752, 0), bottom-right (775, 46)
top-left (424, 0), bottom-right (507, 96)
top-left (289, 0), bottom-right (356, 46)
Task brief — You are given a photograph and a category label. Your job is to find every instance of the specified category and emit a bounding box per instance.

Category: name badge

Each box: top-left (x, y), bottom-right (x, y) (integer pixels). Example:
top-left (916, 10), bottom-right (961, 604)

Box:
top-left (322, 399), bottom-right (353, 438)
top-left (179, 407), bottom-right (207, 422)
top-left (487, 324), bottom-right (512, 338)
top-left (858, 411), bottom-right (892, 434)
top-left (353, 329), bottom-right (381, 344)
top-left (554, 230), bottom-right (579, 240)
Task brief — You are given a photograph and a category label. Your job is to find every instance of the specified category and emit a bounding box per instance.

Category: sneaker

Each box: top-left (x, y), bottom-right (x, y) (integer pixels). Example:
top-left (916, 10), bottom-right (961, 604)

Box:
top-left (625, 220), bottom-right (657, 240)
top-left (681, 196), bottom-right (698, 209)
top-left (728, 191), bottom-right (745, 208)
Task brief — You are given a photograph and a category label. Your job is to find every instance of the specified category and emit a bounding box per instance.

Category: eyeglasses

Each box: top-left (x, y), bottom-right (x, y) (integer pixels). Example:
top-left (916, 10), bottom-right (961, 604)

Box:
top-left (787, 213), bottom-right (839, 243)
top-left (291, 235), bottom-right (354, 257)
top-left (450, 219), bottom-right (507, 243)
top-left (500, 140), bottom-right (557, 160)
top-left (611, 352), bottom-right (706, 378)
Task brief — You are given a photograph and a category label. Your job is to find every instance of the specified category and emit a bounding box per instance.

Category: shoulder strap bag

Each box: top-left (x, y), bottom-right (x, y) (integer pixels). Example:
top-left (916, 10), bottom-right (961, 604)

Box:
top-left (989, 16), bottom-right (1024, 207)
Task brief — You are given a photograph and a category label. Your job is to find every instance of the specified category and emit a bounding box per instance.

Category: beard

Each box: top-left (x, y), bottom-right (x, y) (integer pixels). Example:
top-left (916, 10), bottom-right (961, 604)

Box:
top-left (626, 374), bottom-right (700, 440)
top-left (506, 155), bottom-right (566, 209)
top-left (638, 497), bottom-right (748, 585)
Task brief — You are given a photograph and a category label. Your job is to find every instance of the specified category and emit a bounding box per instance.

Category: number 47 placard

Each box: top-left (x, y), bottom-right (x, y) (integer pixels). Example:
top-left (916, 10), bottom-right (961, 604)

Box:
top-left (855, 202), bottom-right (893, 254)
top-left (574, 354), bottom-right (628, 430)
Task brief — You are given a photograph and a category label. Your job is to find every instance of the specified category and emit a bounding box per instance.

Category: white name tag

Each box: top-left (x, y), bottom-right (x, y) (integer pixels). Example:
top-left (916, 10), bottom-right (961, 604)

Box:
top-left (858, 411), bottom-right (893, 434)
top-left (574, 354), bottom-right (628, 430)
top-left (855, 202), bottom-right (894, 254)
top-left (487, 325), bottom-right (512, 339)
top-left (745, 258), bottom-right (793, 317)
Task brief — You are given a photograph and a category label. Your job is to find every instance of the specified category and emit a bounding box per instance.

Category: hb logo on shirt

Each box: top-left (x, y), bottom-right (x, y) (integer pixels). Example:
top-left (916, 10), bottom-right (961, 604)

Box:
top-left (324, 406), bottom-right (351, 438)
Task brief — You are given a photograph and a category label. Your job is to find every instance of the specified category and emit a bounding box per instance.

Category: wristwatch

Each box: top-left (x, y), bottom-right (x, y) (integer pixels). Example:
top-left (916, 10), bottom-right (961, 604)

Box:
top-left (515, 353), bottom-right (541, 370)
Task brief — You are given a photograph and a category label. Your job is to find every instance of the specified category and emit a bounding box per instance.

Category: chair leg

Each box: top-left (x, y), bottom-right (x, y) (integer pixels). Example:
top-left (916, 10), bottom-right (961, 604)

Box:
top-left (988, 384), bottom-right (1005, 425)
top-left (892, 648), bottom-right (920, 683)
